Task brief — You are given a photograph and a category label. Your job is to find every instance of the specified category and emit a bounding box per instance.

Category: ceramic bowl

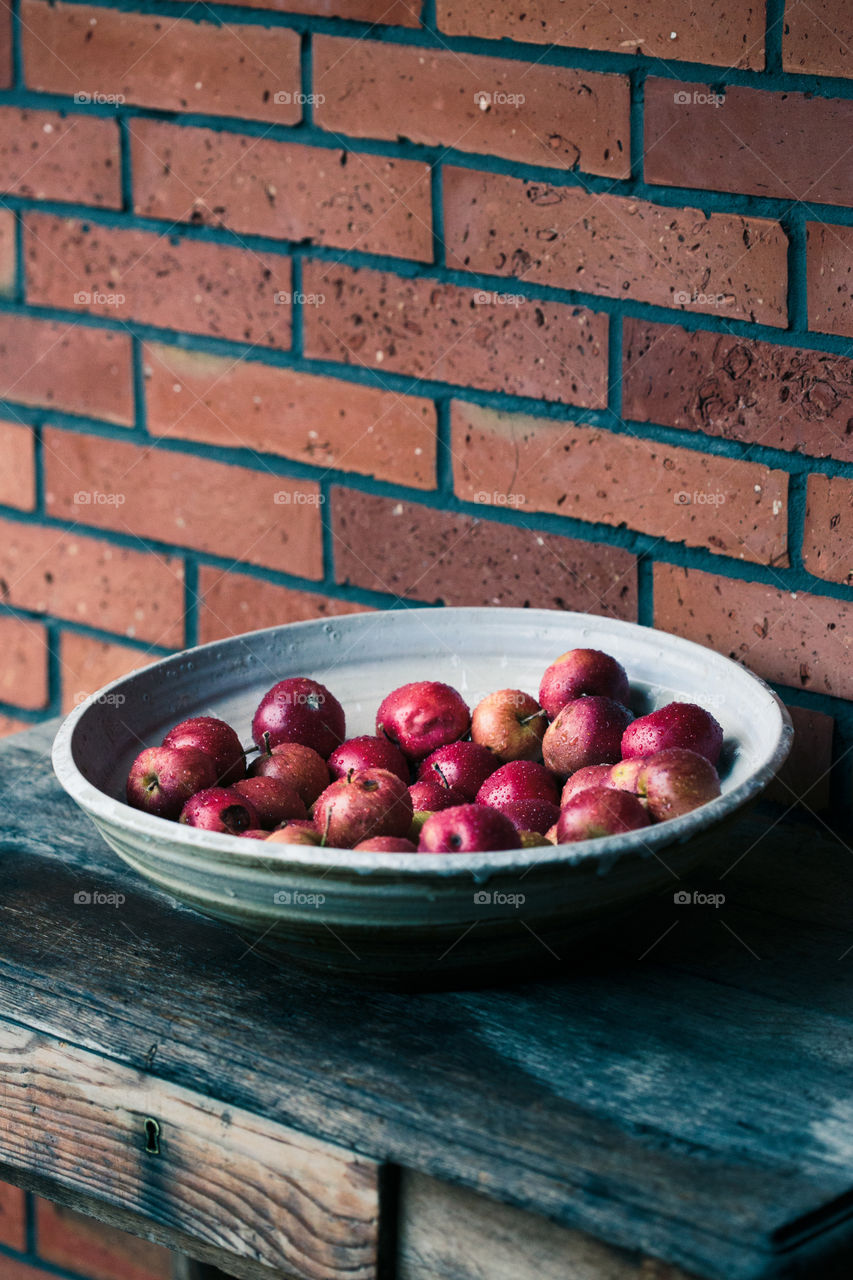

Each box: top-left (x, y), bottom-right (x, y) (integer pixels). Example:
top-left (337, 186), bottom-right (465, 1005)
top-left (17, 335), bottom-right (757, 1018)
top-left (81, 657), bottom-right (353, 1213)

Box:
top-left (52, 608), bottom-right (792, 987)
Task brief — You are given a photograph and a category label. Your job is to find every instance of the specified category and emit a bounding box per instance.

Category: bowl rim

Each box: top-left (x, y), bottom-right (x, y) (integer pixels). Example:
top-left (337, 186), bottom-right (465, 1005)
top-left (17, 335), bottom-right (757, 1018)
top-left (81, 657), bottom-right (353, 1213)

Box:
top-left (52, 607), bottom-right (794, 879)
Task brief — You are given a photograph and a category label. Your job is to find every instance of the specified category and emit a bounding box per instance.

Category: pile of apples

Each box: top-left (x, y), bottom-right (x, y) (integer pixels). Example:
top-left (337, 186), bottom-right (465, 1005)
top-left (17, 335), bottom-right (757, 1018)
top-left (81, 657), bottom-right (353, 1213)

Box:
top-left (125, 648), bottom-right (724, 853)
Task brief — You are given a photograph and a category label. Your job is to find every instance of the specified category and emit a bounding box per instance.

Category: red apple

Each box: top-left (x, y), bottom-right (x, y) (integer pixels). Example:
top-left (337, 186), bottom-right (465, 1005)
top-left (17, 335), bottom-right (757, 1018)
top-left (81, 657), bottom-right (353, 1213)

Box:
top-left (560, 764), bottom-right (614, 805)
top-left (126, 746), bottom-right (217, 820)
top-left (470, 689), bottom-right (547, 762)
top-left (621, 702), bottom-right (723, 765)
top-left (328, 734), bottom-right (409, 785)
top-left (545, 823), bottom-right (559, 843)
top-left (249, 741), bottom-right (330, 806)
top-left (417, 740), bottom-right (498, 800)
top-left (418, 803), bottom-right (521, 853)
top-left (556, 787), bottom-right (650, 843)
top-left (608, 757), bottom-right (646, 793)
top-left (354, 835), bottom-right (418, 852)
top-left (539, 649), bottom-right (630, 720)
top-left (408, 777), bottom-right (468, 812)
top-left (179, 786), bottom-right (259, 834)
top-left (240, 829), bottom-right (269, 840)
top-left (635, 748), bottom-right (721, 821)
top-left (233, 776), bottom-right (306, 828)
top-left (162, 716), bottom-right (245, 786)
top-left (313, 767), bottom-right (413, 847)
top-left (499, 798), bottom-right (560, 835)
top-left (376, 681), bottom-right (470, 759)
top-left (543, 696), bottom-right (633, 776)
top-left (252, 677), bottom-right (345, 759)
top-left (476, 759), bottom-right (560, 809)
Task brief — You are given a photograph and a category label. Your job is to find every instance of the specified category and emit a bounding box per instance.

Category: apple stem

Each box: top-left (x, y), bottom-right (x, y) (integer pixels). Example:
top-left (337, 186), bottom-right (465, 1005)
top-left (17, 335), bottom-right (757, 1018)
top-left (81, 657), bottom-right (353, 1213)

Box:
top-left (262, 731), bottom-right (272, 756)
top-left (144, 780), bottom-right (157, 793)
top-left (433, 763), bottom-right (451, 790)
top-left (320, 806), bottom-right (332, 848)
top-left (520, 709), bottom-right (547, 725)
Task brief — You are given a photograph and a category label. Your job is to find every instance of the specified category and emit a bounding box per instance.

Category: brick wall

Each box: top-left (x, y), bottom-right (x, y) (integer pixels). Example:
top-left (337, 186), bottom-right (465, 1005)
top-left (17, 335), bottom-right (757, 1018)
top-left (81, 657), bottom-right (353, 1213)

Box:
top-left (0, 0), bottom-right (849, 819)
top-left (0, 0), bottom-right (851, 1268)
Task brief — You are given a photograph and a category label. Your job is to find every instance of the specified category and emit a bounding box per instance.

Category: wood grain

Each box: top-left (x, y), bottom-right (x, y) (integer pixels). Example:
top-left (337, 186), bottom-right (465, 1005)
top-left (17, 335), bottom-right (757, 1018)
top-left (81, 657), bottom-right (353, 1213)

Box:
top-left (1, 722), bottom-right (853, 1280)
top-left (0, 1021), bottom-right (378, 1280)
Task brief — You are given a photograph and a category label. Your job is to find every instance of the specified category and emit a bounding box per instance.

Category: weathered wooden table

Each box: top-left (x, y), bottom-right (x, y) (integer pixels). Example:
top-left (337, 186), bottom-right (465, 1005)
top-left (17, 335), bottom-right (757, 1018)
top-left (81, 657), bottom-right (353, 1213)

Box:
top-left (1, 721), bottom-right (851, 1280)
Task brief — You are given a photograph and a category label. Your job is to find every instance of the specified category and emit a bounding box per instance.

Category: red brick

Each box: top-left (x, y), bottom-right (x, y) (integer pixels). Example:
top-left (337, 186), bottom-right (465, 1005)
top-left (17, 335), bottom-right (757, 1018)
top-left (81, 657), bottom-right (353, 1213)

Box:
top-left (0, 315), bottom-right (133, 424)
top-left (0, 1181), bottom-right (26, 1250)
top-left (0, 515), bottom-right (186, 644)
top-left (314, 37), bottom-right (630, 178)
top-left (303, 262), bottom-right (608, 407)
top-left (783, 0), bottom-right (853, 76)
top-left (452, 401), bottom-right (788, 566)
top-left (622, 319), bottom-right (853, 464)
top-left (0, 107), bottom-right (120, 206)
top-left (0, 0), bottom-right (11, 88)
top-left (131, 120), bottom-right (432, 261)
top-left (23, 1), bottom-right (301, 125)
top-left (0, 207), bottom-right (15, 295)
top-left (645, 80), bottom-right (853, 207)
top-left (198, 564), bottom-right (371, 643)
top-left (766, 704), bottom-right (834, 811)
top-left (332, 487), bottom-right (638, 618)
top-left (0, 613), bottom-right (48, 709)
top-left (143, 341), bottom-right (437, 489)
top-left (444, 168), bottom-right (788, 327)
top-left (654, 563), bottom-right (853, 700)
top-left (802, 474), bottom-right (853, 586)
top-left (58, 632), bottom-right (160, 713)
top-left (25, 214), bottom-right (291, 349)
top-left (190, 0), bottom-right (419, 22)
top-left (807, 222), bottom-right (853, 339)
top-left (0, 422), bottom-right (36, 510)
top-left (36, 1197), bottom-right (172, 1280)
top-left (437, 0), bottom-right (764, 68)
top-left (43, 428), bottom-right (324, 578)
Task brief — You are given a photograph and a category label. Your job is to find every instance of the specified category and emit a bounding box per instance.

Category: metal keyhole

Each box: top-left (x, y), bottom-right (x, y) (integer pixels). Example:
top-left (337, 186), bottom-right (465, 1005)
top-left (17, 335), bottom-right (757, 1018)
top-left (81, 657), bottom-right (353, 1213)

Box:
top-left (144, 1117), bottom-right (161, 1155)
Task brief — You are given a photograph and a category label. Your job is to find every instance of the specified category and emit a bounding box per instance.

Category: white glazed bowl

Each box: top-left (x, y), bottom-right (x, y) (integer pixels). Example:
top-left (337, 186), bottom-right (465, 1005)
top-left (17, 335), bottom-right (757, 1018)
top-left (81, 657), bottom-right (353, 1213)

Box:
top-left (52, 607), bottom-right (792, 986)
